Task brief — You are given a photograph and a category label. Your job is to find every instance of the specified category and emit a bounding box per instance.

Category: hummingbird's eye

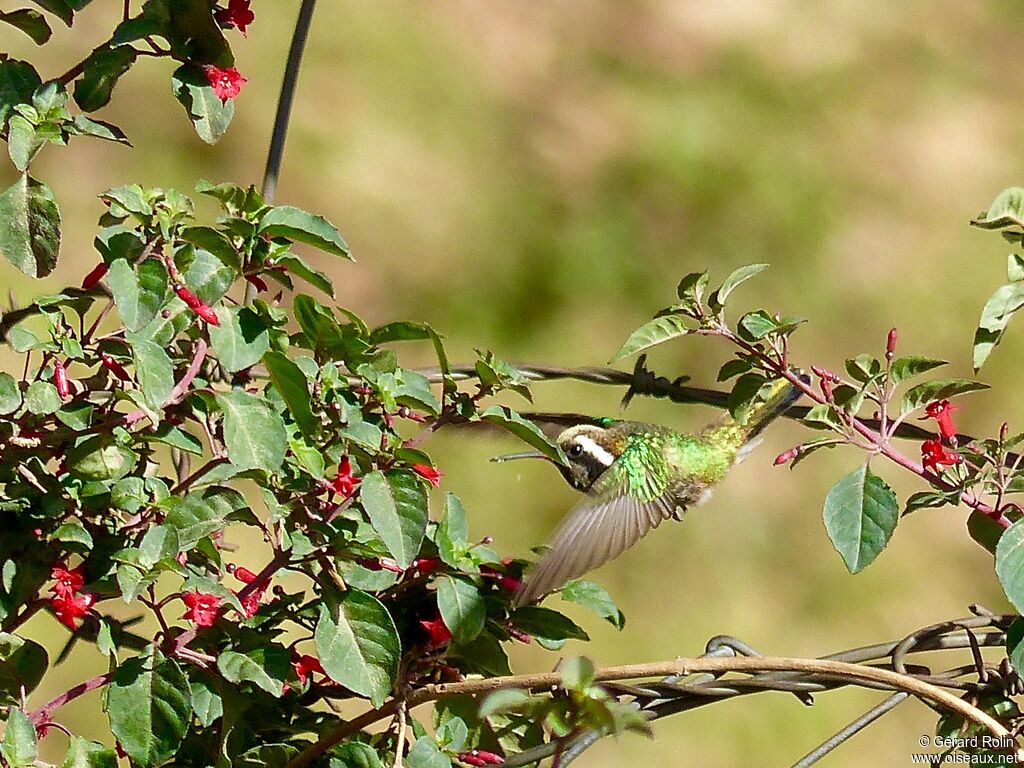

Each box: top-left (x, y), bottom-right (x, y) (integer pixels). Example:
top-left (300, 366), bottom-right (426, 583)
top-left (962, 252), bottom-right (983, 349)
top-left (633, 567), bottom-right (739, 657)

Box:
top-left (567, 442), bottom-right (584, 458)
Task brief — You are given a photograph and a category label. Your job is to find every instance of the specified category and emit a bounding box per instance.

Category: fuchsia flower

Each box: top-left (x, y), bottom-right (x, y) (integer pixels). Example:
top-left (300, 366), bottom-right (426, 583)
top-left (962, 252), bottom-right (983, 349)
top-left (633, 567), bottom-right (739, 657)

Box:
top-left (100, 353), bottom-right (130, 382)
top-left (292, 653), bottom-right (325, 686)
top-left (53, 359), bottom-right (70, 400)
top-left (331, 456), bottom-right (361, 499)
top-left (921, 438), bottom-right (961, 474)
top-left (411, 463), bottom-right (443, 487)
top-left (51, 563), bottom-right (85, 597)
top-left (204, 65), bottom-right (247, 103)
top-left (419, 616), bottom-right (452, 648)
top-left (174, 284), bottom-right (220, 326)
top-left (458, 750), bottom-right (505, 766)
top-left (215, 0), bottom-right (254, 35)
top-left (181, 591), bottom-right (221, 627)
top-left (51, 593), bottom-right (96, 630)
top-left (245, 274), bottom-right (268, 292)
top-left (81, 262), bottom-right (108, 289)
top-left (923, 400), bottom-right (959, 441)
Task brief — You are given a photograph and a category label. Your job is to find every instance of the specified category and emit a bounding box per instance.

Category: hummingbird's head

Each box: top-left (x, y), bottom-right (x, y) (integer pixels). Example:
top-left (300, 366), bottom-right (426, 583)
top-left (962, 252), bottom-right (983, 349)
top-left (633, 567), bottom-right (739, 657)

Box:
top-left (554, 424), bottom-right (621, 492)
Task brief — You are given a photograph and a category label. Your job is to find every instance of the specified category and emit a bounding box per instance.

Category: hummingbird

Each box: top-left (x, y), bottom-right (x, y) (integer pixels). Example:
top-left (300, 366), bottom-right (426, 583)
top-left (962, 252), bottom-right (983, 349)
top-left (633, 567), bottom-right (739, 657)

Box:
top-left (496, 374), bottom-right (806, 607)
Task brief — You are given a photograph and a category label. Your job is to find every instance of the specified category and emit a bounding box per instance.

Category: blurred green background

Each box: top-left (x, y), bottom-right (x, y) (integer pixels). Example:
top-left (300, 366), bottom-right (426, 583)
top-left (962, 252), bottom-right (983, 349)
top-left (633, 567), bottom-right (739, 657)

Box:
top-left (6, 1), bottom-right (1024, 764)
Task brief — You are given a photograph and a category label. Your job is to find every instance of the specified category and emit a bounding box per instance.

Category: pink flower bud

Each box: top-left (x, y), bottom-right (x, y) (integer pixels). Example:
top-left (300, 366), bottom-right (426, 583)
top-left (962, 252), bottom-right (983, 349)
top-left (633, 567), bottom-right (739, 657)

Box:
top-left (886, 327), bottom-right (898, 357)
top-left (82, 262), bottom-right (109, 289)
top-left (53, 360), bottom-right (70, 400)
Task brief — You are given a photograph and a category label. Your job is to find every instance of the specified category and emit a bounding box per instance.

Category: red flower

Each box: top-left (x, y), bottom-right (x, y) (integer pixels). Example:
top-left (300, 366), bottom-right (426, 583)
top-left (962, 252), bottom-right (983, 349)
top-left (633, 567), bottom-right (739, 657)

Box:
top-left (51, 563), bottom-right (85, 598)
top-left (51, 592), bottom-right (96, 629)
top-left (100, 353), bottom-right (130, 382)
top-left (181, 591), bottom-right (221, 627)
top-left (215, 0), bottom-right (254, 35)
top-left (292, 653), bottom-right (325, 685)
top-left (773, 446), bottom-right (800, 466)
top-left (921, 438), bottom-right (961, 474)
top-left (245, 274), bottom-right (268, 292)
top-left (411, 557), bottom-right (441, 576)
top-left (237, 589), bottom-right (262, 619)
top-left (81, 262), bottom-right (108, 289)
top-left (411, 463), bottom-right (443, 487)
top-left (419, 616), bottom-right (452, 648)
top-left (204, 65), bottom-right (247, 103)
top-left (357, 557), bottom-right (404, 573)
top-left (331, 456), bottom-right (361, 498)
top-left (922, 400), bottom-right (959, 441)
top-left (458, 751), bottom-right (505, 766)
top-left (230, 565), bottom-right (259, 584)
top-left (174, 284), bottom-right (221, 326)
top-left (479, 565), bottom-right (521, 593)
top-left (53, 359), bottom-right (70, 400)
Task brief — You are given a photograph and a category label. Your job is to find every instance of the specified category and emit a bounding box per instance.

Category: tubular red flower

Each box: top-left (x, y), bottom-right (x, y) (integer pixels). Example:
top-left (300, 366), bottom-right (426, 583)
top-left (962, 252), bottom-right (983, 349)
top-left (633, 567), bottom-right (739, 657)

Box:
top-left (886, 327), bottom-right (898, 357)
top-left (411, 557), bottom-right (441, 576)
top-left (53, 360), bottom-right (70, 400)
top-left (419, 616), bottom-right (452, 648)
top-left (181, 591), bottom-right (221, 627)
top-left (245, 274), bottom-right (268, 292)
top-left (922, 400), bottom-right (959, 441)
top-left (774, 446), bottom-right (800, 466)
top-left (215, 0), bottom-right (254, 35)
top-left (237, 589), bottom-right (262, 619)
top-left (292, 653), bottom-right (325, 685)
top-left (81, 262), bottom-right (108, 289)
top-left (51, 592), bottom-right (96, 629)
top-left (411, 463), bottom-right (443, 487)
top-left (100, 353), bottom-right (130, 382)
top-left (204, 65), bottom-right (247, 102)
top-left (331, 456), bottom-right (361, 498)
top-left (51, 563), bottom-right (85, 597)
top-left (230, 565), bottom-right (259, 584)
top-left (174, 284), bottom-right (221, 326)
top-left (921, 438), bottom-right (961, 474)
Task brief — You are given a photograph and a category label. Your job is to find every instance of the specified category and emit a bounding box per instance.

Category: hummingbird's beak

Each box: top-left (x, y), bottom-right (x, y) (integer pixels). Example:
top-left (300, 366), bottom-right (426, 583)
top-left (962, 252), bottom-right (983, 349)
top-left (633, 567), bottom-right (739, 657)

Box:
top-left (491, 450), bottom-right (548, 463)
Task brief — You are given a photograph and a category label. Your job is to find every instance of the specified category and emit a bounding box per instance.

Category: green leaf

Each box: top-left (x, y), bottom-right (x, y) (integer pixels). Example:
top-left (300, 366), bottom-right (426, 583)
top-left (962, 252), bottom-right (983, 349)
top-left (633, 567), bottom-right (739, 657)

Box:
top-left (216, 391), bottom-right (288, 471)
top-left (676, 271), bottom-right (708, 306)
top-left (208, 306), bottom-right (270, 373)
top-left (108, 258), bottom-right (168, 332)
top-left (188, 677), bottom-right (222, 729)
top-left (61, 736), bottom-right (118, 768)
top-left (360, 469), bottom-right (428, 569)
top-left (259, 206), bottom-right (351, 259)
top-left (161, 487), bottom-right (237, 550)
top-left (217, 647), bottom-right (289, 697)
top-left (66, 436), bottom-right (138, 481)
top-left (450, 632), bottom-right (511, 676)
top-left (329, 742), bottom-right (385, 768)
top-left (137, 525), bottom-right (179, 568)
top-left (405, 738), bottom-right (452, 768)
top-left (171, 64), bottom-right (233, 145)
top-left (511, 607), bottom-right (590, 642)
top-left (480, 406), bottom-right (566, 465)
top-left (560, 580), bottom-right (625, 629)
top-left (900, 379), bottom-right (989, 416)
top-left (369, 321), bottom-right (433, 345)
top-left (822, 463), bottom-right (898, 573)
top-left (107, 650), bottom-right (191, 767)
top-left (73, 45), bottom-right (137, 112)
top-left (71, 115), bottom-right (130, 145)
top-left (708, 263), bottom-right (768, 310)
top-left (973, 187), bottom-right (1024, 229)
top-left (1, 708), bottom-right (36, 767)
top-left (995, 519), bottom-right (1024, 613)
top-left (436, 492), bottom-right (468, 568)
top-left (30, 0), bottom-right (73, 25)
top-left (0, 10), bottom-right (51, 45)
top-left (7, 115), bottom-right (40, 172)
top-left (736, 310), bottom-right (805, 341)
top-left (131, 339), bottom-right (174, 409)
top-left (263, 350), bottom-right (318, 441)
top-left (315, 589), bottom-right (400, 707)
top-left (0, 173), bottom-right (60, 278)
top-left (274, 253), bottom-right (334, 296)
top-left (968, 509), bottom-right (1005, 555)
top-left (559, 656), bottom-right (595, 690)
top-left (479, 688), bottom-right (536, 718)
top-left (1007, 620), bottom-right (1024, 678)
top-left (25, 380), bottom-right (60, 414)
top-left (610, 314), bottom-right (690, 362)
top-left (889, 356), bottom-right (947, 386)
top-left (0, 633), bottom-right (46, 704)
top-left (0, 59), bottom-right (40, 127)
top-left (973, 283), bottom-right (1024, 371)
top-left (437, 576), bottom-right (486, 644)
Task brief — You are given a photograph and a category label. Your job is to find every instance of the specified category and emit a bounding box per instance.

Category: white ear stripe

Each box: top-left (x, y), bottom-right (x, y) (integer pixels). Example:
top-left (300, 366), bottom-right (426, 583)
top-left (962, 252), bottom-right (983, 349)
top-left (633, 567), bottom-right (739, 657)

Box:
top-left (574, 435), bottom-right (616, 468)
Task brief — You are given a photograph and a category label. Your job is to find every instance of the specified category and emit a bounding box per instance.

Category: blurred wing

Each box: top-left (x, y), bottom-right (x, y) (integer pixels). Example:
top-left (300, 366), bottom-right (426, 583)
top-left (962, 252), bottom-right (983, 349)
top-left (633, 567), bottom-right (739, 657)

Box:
top-left (513, 464), bottom-right (680, 607)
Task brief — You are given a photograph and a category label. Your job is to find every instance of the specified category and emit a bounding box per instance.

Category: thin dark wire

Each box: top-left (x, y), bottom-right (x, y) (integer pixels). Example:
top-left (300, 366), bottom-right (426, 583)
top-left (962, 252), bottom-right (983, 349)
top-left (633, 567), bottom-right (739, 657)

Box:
top-left (261, 0), bottom-right (317, 203)
top-left (791, 693), bottom-right (910, 768)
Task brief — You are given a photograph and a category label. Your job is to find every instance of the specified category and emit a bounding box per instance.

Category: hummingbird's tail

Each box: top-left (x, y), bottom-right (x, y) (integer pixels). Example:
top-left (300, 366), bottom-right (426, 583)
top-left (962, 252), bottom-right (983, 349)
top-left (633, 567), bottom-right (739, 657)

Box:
top-left (706, 369), bottom-right (808, 451)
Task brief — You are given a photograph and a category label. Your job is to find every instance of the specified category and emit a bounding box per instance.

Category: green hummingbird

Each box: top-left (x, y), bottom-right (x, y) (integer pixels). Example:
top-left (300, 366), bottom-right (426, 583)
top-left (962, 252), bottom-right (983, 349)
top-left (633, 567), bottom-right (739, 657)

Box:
top-left (496, 374), bottom-right (805, 607)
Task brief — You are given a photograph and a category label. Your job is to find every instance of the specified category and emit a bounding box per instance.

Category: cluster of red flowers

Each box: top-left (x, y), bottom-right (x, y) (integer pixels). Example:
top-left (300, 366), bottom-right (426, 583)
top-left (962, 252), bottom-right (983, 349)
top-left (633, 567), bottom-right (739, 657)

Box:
top-left (203, 0), bottom-right (253, 101)
top-left (292, 652), bottom-right (325, 686)
top-left (181, 591), bottom-right (221, 627)
top-left (230, 564), bottom-right (266, 618)
top-left (419, 616), bottom-right (452, 648)
top-left (331, 455), bottom-right (360, 498)
top-left (920, 399), bottom-right (962, 474)
top-left (50, 563), bottom-right (96, 630)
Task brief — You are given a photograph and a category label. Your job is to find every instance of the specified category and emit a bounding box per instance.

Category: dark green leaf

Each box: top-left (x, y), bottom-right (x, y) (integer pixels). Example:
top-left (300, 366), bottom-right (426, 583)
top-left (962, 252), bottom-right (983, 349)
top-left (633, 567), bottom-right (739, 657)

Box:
top-left (889, 356), bottom-right (947, 386)
top-left (217, 647), bottom-right (289, 697)
top-left (0, 59), bottom-right (41, 127)
top-left (610, 315), bottom-right (690, 362)
top-left (973, 283), bottom-right (1024, 371)
top-left (0, 173), bottom-right (60, 278)
top-left (995, 519), bottom-right (1024, 613)
top-left (137, 525), bottom-right (179, 568)
top-left (436, 492), bottom-right (468, 568)
top-left (171, 64), bottom-right (234, 145)
top-left (675, 271), bottom-right (708, 306)
top-left (437, 576), bottom-right (485, 644)
top-left (25, 380), bottom-right (60, 414)
top-left (360, 469), bottom-right (428, 569)
top-left (0, 10), bottom-right (50, 45)
top-left (274, 253), bottom-right (334, 296)
top-left (0, 633), bottom-right (46, 704)
top-left (315, 589), bottom-right (400, 707)
top-left (108, 258), bottom-right (168, 332)
top-left (263, 350), bottom-right (317, 441)
top-left (1, 708), bottom-right (36, 767)
top-left (29, 0), bottom-right (72, 25)
top-left (73, 45), bottom-right (137, 112)
top-left (560, 580), bottom-right (625, 629)
top-left (480, 406), bottom-right (566, 465)
top-left (968, 509), bottom-right (1005, 555)
top-left (71, 115), bottom-right (130, 145)
top-left (208, 306), bottom-right (270, 373)
top-left (0, 374), bottom-right (21, 415)
top-left (130, 339), bottom-right (173, 409)
top-left (717, 358), bottom-right (752, 381)
top-left (66, 436), bottom-right (138, 481)
top-left (450, 632), bottom-right (511, 676)
top-left (216, 391), bottom-right (287, 471)
top-left (900, 379), bottom-right (988, 416)
top-left (405, 738), bottom-right (451, 768)
top-left (61, 736), bottom-right (117, 768)
top-left (329, 742), bottom-right (385, 768)
top-left (511, 607), bottom-right (589, 642)
top-left (107, 650), bottom-right (191, 767)
top-left (259, 206), bottom-right (351, 259)
top-left (822, 463), bottom-right (898, 573)
top-left (708, 263), bottom-right (768, 311)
